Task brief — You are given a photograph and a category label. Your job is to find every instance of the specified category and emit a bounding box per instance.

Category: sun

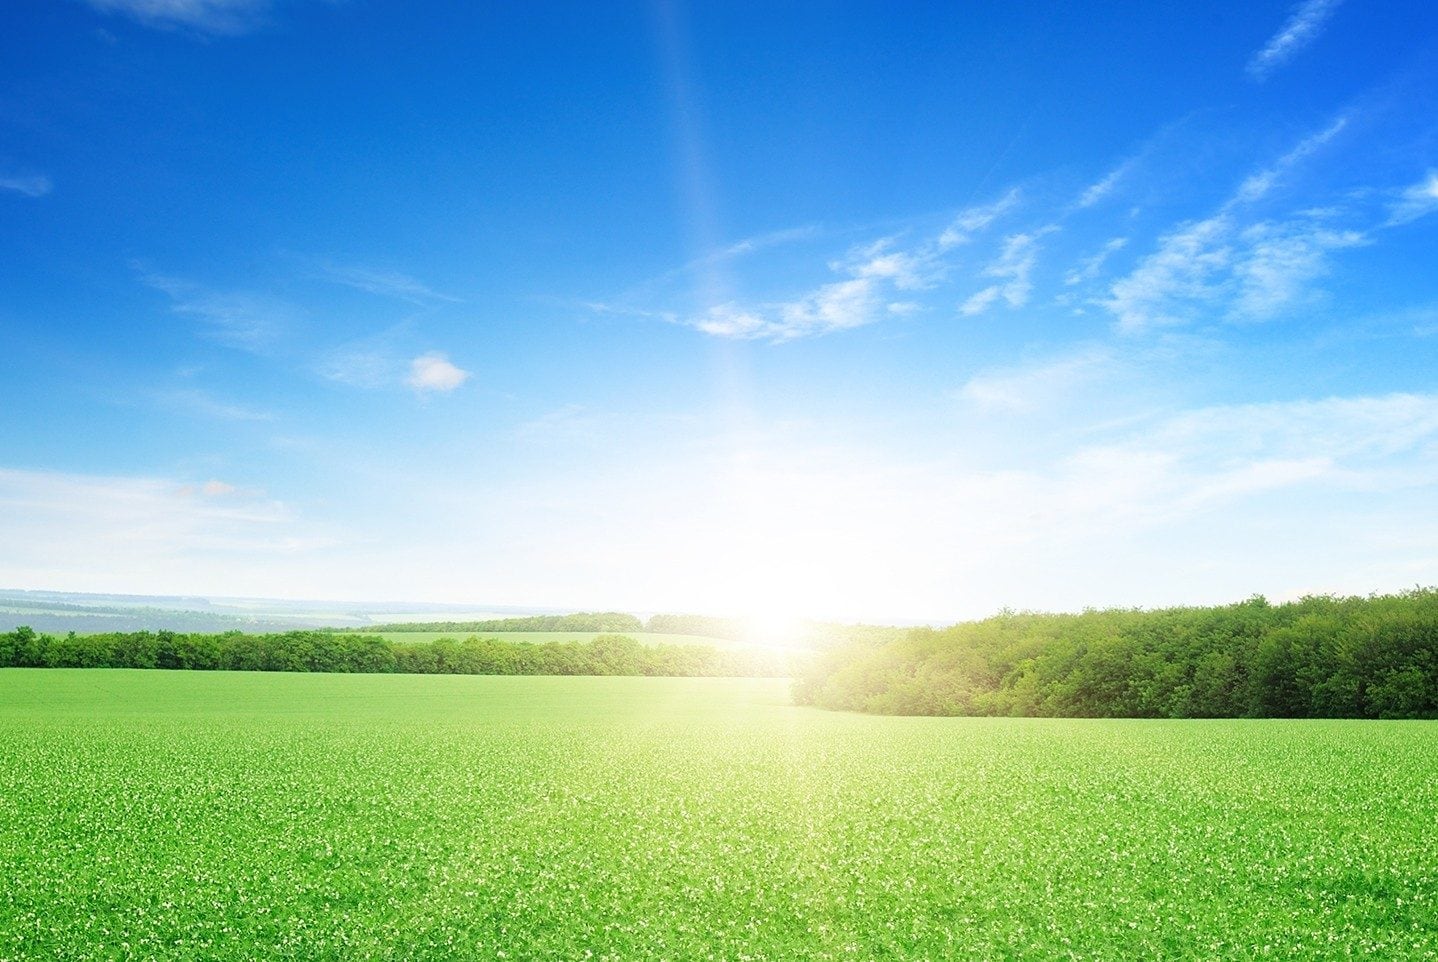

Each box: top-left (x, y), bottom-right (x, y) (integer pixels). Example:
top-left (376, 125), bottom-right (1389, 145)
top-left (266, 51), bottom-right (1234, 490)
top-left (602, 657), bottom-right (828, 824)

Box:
top-left (737, 610), bottom-right (808, 653)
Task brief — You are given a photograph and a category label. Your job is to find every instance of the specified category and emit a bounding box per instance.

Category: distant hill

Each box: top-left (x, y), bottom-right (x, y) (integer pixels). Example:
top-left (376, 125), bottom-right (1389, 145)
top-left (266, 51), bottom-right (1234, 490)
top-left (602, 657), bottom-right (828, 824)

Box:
top-left (0, 588), bottom-right (569, 635)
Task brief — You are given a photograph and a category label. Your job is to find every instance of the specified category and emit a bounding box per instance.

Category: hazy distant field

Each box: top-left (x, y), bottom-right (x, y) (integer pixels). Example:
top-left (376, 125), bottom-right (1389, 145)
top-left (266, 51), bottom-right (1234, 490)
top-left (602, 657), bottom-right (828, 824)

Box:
top-left (2, 671), bottom-right (1435, 960)
top-left (351, 630), bottom-right (751, 648)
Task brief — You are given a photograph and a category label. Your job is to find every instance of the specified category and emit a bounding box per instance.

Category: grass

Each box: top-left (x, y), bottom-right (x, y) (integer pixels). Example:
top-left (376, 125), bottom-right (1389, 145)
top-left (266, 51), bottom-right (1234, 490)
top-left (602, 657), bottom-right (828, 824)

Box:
top-left (1, 670), bottom-right (1436, 960)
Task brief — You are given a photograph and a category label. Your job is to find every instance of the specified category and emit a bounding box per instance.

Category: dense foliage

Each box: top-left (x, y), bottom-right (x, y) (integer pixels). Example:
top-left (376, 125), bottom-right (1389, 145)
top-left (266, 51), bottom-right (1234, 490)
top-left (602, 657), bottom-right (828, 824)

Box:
top-left (357, 611), bottom-right (644, 634)
top-left (0, 629), bottom-right (786, 677)
top-left (794, 589), bottom-right (1438, 719)
top-left (644, 613), bottom-right (745, 638)
top-left (4, 672), bottom-right (1436, 960)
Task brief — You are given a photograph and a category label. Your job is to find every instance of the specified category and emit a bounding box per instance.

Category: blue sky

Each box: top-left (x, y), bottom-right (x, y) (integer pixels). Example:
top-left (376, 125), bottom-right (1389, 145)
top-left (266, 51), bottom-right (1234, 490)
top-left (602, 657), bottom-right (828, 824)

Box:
top-left (2, 0), bottom-right (1437, 621)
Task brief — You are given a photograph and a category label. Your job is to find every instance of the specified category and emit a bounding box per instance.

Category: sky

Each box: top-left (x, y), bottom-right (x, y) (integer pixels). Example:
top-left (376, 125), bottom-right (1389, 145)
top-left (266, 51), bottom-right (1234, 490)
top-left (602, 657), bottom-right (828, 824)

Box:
top-left (2, 0), bottom-right (1437, 623)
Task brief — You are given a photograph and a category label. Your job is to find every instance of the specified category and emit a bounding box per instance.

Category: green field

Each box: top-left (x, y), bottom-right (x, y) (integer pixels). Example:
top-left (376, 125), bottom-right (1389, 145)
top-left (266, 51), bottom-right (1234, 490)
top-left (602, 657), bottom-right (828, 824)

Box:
top-left (2, 671), bottom-right (1435, 960)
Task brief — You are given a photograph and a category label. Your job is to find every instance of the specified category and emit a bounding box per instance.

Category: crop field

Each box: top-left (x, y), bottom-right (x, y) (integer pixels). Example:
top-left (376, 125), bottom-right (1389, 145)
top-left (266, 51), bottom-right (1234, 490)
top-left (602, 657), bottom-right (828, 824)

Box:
top-left (1, 671), bottom-right (1436, 960)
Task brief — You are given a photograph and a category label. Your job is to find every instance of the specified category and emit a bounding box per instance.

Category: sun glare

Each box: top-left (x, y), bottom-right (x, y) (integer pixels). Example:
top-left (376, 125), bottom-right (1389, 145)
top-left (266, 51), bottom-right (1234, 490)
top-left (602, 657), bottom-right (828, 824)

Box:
top-left (738, 611), bottom-right (808, 652)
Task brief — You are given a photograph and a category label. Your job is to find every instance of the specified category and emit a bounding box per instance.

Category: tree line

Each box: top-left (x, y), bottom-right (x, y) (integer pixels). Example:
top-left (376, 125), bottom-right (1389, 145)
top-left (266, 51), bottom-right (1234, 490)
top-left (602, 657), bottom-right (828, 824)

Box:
top-left (0, 629), bottom-right (790, 677)
top-left (793, 589), bottom-right (1438, 719)
top-left (356, 612), bottom-right (644, 634)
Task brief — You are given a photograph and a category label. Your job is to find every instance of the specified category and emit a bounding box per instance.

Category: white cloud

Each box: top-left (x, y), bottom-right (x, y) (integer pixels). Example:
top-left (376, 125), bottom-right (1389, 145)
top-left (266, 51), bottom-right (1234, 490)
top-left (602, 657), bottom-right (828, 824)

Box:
top-left (959, 286), bottom-right (1001, 317)
top-left (406, 352), bottom-right (470, 393)
top-left (0, 174), bottom-right (52, 198)
top-left (1104, 215), bottom-right (1236, 332)
top-left (690, 303), bottom-right (771, 339)
top-left (1387, 171), bottom-right (1438, 226)
top-left (84, 0), bottom-right (272, 35)
top-left (774, 278), bottom-right (882, 338)
top-left (1100, 116), bottom-right (1372, 332)
top-left (959, 228), bottom-right (1055, 315)
top-left (1247, 0), bottom-right (1343, 80)
top-left (1103, 212), bottom-right (1363, 333)
top-left (847, 241), bottom-right (930, 290)
top-left (683, 240), bottom-right (935, 341)
top-left (1231, 220), bottom-right (1365, 318)
top-left (938, 188), bottom-right (1022, 248)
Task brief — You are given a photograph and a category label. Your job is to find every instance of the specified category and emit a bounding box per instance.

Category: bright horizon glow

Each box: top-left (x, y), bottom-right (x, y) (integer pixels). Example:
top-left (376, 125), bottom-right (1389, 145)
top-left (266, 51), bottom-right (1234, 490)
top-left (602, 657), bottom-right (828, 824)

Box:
top-left (1, 2), bottom-right (1436, 623)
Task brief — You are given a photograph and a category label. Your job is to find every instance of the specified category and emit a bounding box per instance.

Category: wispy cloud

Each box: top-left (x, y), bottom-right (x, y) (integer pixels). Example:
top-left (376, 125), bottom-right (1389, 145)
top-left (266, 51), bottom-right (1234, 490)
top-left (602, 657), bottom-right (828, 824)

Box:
top-left (155, 388), bottom-right (275, 422)
top-left (1232, 115), bottom-right (1348, 205)
top-left (611, 101), bottom-right (1411, 348)
top-left (139, 270), bottom-right (296, 352)
top-left (1153, 391), bottom-right (1438, 463)
top-left (1076, 160), bottom-right (1135, 209)
top-left (691, 282), bottom-right (878, 341)
top-left (685, 240), bottom-right (934, 341)
top-left (0, 174), bottom-right (52, 198)
top-left (958, 348), bottom-right (1114, 412)
top-left (406, 352), bottom-right (470, 393)
top-left (83, 0), bottom-right (273, 35)
top-left (938, 188), bottom-right (1022, 248)
top-left (316, 262), bottom-right (460, 306)
top-left (317, 347), bottom-right (398, 389)
top-left (1231, 219), bottom-right (1366, 318)
top-left (476, 388), bottom-right (1438, 618)
top-left (1104, 213), bottom-right (1364, 333)
top-left (1386, 171), bottom-right (1438, 226)
top-left (989, 390), bottom-right (1438, 548)
top-left (1065, 237), bottom-right (1129, 286)
top-left (179, 479), bottom-right (242, 497)
top-left (1247, 0), bottom-right (1344, 80)
top-left (716, 225), bottom-right (822, 260)
top-left (959, 228), bottom-right (1056, 316)
top-left (0, 465), bottom-right (340, 594)
top-left (1103, 117), bottom-right (1366, 333)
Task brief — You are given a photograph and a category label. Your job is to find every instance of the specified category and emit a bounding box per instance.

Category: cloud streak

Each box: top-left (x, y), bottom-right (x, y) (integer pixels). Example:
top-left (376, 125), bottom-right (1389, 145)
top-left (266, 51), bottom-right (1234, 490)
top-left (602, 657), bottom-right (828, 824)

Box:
top-left (1247, 0), bottom-right (1343, 80)
top-left (1232, 115), bottom-right (1348, 205)
top-left (938, 188), bottom-right (1022, 248)
top-left (316, 262), bottom-right (459, 306)
top-left (1387, 171), bottom-right (1438, 226)
top-left (1065, 238), bottom-right (1129, 286)
top-left (958, 348), bottom-right (1114, 412)
top-left (155, 388), bottom-right (275, 422)
top-left (0, 174), bottom-right (52, 198)
top-left (83, 0), bottom-right (274, 35)
top-left (140, 270), bottom-right (296, 352)
top-left (1076, 160), bottom-right (1134, 209)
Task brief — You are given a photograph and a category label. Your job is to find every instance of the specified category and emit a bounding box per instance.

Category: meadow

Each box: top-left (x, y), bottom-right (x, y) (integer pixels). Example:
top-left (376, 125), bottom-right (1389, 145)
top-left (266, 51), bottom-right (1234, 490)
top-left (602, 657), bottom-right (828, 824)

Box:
top-left (2, 670), bottom-right (1436, 960)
